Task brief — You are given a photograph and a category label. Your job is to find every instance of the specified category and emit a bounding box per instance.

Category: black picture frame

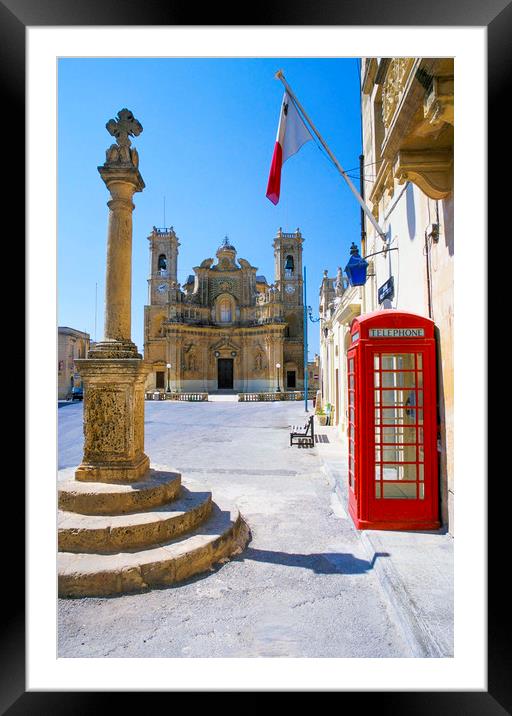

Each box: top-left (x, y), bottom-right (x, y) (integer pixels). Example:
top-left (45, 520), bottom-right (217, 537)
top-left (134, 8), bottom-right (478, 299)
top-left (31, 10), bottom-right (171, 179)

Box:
top-left (6, 0), bottom-right (500, 710)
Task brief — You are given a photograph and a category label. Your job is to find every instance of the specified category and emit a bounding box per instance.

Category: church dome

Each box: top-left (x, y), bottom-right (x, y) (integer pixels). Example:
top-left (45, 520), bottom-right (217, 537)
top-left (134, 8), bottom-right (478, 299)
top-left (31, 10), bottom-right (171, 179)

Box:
top-left (217, 236), bottom-right (236, 254)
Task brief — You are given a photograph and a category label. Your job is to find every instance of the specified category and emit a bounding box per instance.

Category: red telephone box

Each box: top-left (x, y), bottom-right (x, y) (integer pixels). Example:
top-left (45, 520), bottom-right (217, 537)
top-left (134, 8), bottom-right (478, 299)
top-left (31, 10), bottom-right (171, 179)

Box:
top-left (347, 310), bottom-right (440, 530)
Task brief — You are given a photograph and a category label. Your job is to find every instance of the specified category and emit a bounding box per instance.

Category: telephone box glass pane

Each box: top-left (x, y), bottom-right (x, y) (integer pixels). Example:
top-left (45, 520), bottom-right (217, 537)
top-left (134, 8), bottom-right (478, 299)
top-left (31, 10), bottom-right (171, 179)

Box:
top-left (382, 426), bottom-right (398, 443)
top-left (382, 463), bottom-right (417, 481)
top-left (381, 371), bottom-right (416, 388)
top-left (381, 354), bottom-right (415, 370)
top-left (382, 446), bottom-right (417, 462)
top-left (372, 350), bottom-right (428, 506)
top-left (383, 482), bottom-right (417, 499)
top-left (380, 407), bottom-right (423, 425)
top-left (380, 427), bottom-right (417, 444)
top-left (381, 408), bottom-right (406, 424)
top-left (382, 389), bottom-right (410, 405)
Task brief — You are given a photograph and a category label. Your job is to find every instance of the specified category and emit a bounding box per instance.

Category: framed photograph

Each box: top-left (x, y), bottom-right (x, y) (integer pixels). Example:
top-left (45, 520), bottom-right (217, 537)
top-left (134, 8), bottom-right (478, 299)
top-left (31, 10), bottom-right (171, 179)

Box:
top-left (8, 0), bottom-right (499, 708)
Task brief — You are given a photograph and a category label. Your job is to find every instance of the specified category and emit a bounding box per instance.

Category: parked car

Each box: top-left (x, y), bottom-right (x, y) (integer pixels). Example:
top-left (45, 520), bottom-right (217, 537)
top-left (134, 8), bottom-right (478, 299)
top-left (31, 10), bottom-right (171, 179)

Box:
top-left (71, 386), bottom-right (83, 401)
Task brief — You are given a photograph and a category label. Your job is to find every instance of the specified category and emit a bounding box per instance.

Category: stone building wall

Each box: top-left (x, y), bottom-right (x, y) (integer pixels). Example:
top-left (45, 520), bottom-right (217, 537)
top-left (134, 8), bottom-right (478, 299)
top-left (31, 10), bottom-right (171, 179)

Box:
top-left (58, 327), bottom-right (90, 399)
top-left (318, 58), bottom-right (454, 532)
top-left (360, 57), bottom-right (454, 532)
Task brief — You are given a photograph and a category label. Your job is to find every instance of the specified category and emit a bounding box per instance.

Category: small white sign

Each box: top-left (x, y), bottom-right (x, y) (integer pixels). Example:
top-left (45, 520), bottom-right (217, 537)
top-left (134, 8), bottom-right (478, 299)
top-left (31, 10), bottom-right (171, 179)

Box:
top-left (369, 328), bottom-right (425, 338)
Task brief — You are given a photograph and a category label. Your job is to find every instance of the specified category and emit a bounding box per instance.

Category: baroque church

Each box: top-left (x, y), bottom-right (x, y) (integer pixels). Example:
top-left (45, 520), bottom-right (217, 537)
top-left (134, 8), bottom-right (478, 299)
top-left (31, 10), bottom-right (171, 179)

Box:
top-left (144, 227), bottom-right (305, 393)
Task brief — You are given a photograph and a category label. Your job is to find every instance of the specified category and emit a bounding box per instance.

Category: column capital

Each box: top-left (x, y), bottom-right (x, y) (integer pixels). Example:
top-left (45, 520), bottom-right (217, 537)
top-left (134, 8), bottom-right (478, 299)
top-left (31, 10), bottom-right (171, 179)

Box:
top-left (98, 164), bottom-right (145, 194)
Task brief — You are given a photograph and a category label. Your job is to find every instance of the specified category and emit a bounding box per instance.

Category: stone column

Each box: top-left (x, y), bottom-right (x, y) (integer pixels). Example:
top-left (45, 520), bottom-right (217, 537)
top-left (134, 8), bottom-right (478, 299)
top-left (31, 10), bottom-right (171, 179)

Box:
top-left (92, 173), bottom-right (144, 353)
top-left (75, 109), bottom-right (150, 483)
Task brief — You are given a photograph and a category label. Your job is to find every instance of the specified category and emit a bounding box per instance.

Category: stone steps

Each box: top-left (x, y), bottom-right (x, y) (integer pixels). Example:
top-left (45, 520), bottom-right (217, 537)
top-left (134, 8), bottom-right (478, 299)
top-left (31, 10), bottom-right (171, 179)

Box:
top-left (58, 467), bottom-right (181, 515)
top-left (58, 487), bottom-right (213, 553)
top-left (58, 500), bottom-right (250, 597)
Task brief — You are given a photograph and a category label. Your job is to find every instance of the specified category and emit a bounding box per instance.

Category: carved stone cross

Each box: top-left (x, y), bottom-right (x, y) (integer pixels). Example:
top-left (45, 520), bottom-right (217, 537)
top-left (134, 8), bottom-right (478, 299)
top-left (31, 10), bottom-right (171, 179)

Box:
top-left (104, 108), bottom-right (143, 167)
top-left (106, 108), bottom-right (143, 147)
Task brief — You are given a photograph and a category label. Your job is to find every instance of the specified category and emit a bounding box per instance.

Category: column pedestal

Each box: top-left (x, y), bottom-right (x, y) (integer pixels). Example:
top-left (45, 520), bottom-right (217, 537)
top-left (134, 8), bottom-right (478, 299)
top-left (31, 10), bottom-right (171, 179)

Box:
top-left (74, 358), bottom-right (150, 483)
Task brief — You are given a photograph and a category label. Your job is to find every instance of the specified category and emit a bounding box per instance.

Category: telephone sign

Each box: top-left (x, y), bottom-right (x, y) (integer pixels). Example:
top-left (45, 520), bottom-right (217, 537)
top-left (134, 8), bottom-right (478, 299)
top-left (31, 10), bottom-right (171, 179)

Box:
top-left (369, 328), bottom-right (425, 338)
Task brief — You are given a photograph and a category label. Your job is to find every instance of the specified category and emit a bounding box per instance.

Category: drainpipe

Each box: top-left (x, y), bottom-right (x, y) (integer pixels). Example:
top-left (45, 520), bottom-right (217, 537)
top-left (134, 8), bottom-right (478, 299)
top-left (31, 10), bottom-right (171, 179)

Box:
top-left (425, 228), bottom-right (433, 319)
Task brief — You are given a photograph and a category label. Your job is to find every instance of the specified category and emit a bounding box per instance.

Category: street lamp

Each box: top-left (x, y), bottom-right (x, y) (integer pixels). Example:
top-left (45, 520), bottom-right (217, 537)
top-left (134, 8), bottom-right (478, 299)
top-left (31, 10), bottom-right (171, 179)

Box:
top-left (276, 362), bottom-right (281, 392)
top-left (344, 242), bottom-right (399, 288)
top-left (166, 363), bottom-right (171, 393)
top-left (345, 242), bottom-right (369, 287)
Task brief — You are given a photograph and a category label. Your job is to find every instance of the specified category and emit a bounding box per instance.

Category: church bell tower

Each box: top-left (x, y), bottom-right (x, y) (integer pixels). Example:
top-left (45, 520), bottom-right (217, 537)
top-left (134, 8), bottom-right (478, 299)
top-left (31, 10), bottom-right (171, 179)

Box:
top-left (273, 227), bottom-right (304, 311)
top-left (273, 227), bottom-right (305, 389)
top-left (148, 226), bottom-right (179, 305)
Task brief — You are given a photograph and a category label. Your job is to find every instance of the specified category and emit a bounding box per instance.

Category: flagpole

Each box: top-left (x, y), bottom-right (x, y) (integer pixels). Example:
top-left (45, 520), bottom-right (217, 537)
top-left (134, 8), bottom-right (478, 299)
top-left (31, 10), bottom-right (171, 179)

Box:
top-left (303, 265), bottom-right (308, 413)
top-left (275, 70), bottom-right (387, 241)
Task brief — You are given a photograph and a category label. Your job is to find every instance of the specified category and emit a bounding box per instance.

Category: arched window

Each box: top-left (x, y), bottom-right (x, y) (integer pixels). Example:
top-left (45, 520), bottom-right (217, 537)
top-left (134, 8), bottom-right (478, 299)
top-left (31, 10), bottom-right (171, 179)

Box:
top-left (219, 299), bottom-right (232, 323)
top-left (158, 254), bottom-right (167, 274)
top-left (284, 255), bottom-right (294, 278)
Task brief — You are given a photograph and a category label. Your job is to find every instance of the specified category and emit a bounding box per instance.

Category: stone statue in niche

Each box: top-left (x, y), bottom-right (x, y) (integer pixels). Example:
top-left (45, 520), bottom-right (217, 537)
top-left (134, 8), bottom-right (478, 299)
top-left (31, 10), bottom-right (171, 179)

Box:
top-left (184, 343), bottom-right (198, 372)
top-left (335, 266), bottom-right (346, 297)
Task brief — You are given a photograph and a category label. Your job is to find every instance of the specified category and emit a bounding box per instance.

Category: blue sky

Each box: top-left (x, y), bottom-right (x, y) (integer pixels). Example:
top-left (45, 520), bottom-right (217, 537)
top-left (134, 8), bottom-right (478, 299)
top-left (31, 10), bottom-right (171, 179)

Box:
top-left (58, 57), bottom-right (363, 357)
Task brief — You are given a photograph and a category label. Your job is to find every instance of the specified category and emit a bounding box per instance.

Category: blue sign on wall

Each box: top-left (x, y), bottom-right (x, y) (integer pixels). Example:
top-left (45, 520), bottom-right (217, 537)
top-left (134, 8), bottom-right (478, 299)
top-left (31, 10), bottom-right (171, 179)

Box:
top-left (378, 276), bottom-right (394, 304)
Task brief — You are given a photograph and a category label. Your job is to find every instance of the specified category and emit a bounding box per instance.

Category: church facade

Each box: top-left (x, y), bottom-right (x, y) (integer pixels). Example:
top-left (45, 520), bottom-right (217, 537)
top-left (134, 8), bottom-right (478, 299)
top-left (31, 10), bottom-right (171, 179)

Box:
top-left (144, 227), bottom-right (305, 393)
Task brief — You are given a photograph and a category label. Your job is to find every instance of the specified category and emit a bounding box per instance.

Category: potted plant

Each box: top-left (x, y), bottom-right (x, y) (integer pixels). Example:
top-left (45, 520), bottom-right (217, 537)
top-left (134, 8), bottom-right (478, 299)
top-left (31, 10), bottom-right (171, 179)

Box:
top-left (315, 407), bottom-right (327, 426)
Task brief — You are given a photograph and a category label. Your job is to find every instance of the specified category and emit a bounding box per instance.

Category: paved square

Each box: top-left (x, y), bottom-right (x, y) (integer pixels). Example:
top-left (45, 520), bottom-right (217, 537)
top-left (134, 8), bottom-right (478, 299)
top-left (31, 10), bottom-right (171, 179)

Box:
top-left (58, 400), bottom-right (411, 657)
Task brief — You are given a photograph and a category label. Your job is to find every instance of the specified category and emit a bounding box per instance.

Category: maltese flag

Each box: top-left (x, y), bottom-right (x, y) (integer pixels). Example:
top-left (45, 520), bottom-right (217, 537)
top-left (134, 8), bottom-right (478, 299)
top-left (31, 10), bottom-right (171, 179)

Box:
top-left (266, 92), bottom-right (313, 205)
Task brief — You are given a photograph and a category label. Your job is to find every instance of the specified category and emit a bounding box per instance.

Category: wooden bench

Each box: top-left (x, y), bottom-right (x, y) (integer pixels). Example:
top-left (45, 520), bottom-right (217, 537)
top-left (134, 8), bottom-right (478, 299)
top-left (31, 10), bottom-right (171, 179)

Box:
top-left (290, 415), bottom-right (315, 448)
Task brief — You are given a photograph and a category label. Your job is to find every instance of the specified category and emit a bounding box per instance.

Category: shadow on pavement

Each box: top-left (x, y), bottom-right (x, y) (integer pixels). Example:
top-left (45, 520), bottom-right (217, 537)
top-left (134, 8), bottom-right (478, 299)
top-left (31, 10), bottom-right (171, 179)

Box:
top-left (237, 547), bottom-right (390, 574)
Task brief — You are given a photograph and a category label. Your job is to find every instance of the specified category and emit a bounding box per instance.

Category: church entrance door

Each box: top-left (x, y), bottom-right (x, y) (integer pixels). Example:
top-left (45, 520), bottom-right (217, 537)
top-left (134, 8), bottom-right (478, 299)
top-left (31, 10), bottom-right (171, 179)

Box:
top-left (217, 358), bottom-right (234, 389)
